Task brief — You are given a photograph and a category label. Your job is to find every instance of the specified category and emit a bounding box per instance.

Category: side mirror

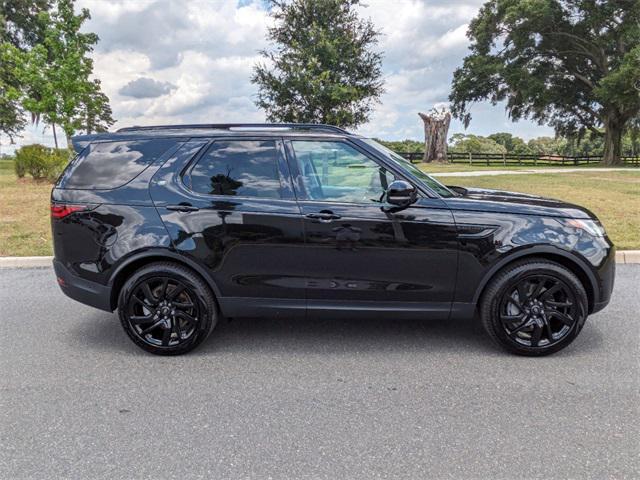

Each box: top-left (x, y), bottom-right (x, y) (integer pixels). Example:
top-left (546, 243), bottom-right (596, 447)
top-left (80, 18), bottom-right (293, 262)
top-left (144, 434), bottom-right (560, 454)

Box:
top-left (386, 180), bottom-right (417, 207)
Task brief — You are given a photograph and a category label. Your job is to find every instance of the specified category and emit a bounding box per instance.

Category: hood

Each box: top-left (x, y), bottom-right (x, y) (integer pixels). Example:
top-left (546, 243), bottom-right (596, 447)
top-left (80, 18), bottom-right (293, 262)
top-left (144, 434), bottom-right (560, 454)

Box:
top-left (445, 186), bottom-right (595, 219)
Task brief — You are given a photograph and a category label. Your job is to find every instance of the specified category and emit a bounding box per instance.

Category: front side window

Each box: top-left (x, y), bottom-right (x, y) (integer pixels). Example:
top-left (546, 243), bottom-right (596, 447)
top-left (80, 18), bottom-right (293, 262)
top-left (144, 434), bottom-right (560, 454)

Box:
top-left (187, 140), bottom-right (282, 198)
top-left (291, 141), bottom-right (397, 204)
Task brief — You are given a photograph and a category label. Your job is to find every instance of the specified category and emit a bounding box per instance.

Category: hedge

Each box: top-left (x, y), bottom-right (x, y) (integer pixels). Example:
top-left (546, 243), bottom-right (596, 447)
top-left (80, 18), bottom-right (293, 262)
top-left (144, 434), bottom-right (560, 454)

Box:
top-left (14, 144), bottom-right (73, 182)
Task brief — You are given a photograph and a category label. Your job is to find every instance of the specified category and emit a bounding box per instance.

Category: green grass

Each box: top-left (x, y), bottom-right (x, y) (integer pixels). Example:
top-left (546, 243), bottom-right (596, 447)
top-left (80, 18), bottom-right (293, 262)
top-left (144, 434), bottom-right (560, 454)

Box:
top-left (0, 158), bottom-right (638, 255)
top-left (435, 170), bottom-right (640, 250)
top-left (417, 162), bottom-right (639, 174)
top-left (0, 159), bottom-right (53, 256)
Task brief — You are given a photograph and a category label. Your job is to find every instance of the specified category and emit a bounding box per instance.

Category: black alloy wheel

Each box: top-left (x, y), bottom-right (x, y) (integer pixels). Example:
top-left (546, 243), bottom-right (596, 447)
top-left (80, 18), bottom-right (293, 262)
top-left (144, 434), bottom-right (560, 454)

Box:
top-left (118, 262), bottom-right (217, 355)
top-left (480, 259), bottom-right (588, 356)
top-left (499, 274), bottom-right (578, 348)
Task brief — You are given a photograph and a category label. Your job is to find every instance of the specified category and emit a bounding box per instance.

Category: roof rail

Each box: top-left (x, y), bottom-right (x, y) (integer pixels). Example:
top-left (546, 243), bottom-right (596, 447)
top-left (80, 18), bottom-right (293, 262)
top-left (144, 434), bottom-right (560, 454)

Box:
top-left (116, 123), bottom-right (350, 134)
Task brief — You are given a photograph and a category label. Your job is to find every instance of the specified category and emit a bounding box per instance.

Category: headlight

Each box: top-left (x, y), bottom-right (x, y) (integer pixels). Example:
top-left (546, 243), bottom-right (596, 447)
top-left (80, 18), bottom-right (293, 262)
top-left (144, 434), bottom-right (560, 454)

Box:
top-left (562, 218), bottom-right (606, 237)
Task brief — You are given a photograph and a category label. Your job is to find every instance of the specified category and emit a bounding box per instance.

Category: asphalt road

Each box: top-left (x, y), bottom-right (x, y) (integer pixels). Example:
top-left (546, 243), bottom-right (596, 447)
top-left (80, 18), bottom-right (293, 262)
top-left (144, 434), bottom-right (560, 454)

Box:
top-left (1, 266), bottom-right (638, 480)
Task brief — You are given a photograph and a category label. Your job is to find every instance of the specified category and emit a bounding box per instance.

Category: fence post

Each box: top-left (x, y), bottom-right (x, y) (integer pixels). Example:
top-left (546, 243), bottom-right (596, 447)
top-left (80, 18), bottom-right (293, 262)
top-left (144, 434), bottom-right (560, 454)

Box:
top-left (518, 155), bottom-right (521, 166)
top-left (502, 152), bottom-right (506, 166)
top-left (468, 152), bottom-right (472, 166)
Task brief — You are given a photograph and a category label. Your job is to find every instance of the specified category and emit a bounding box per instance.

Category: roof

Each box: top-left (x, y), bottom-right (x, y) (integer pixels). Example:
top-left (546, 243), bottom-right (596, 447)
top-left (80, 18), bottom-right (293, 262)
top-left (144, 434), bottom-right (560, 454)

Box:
top-left (70, 123), bottom-right (356, 154)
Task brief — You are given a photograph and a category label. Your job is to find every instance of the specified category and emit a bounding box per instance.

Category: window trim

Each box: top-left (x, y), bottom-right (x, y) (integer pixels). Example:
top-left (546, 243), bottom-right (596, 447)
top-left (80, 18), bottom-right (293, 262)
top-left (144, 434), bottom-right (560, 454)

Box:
top-left (180, 136), bottom-right (290, 201)
top-left (284, 137), bottom-right (422, 206)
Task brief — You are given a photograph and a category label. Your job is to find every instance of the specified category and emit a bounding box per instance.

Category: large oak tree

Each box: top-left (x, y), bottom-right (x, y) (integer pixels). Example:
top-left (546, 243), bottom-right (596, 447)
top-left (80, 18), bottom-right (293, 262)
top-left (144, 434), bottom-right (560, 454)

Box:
top-left (450, 0), bottom-right (640, 165)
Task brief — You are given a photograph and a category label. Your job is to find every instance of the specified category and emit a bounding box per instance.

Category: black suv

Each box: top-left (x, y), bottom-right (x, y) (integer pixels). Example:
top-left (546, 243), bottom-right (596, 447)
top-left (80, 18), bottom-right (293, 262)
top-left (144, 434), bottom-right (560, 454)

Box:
top-left (52, 123), bottom-right (615, 356)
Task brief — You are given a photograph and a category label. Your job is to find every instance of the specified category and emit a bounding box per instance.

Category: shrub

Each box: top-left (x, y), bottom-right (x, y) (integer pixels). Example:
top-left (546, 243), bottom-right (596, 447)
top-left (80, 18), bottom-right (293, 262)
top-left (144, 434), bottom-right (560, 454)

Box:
top-left (14, 144), bottom-right (72, 182)
top-left (46, 149), bottom-right (72, 183)
top-left (14, 154), bottom-right (27, 178)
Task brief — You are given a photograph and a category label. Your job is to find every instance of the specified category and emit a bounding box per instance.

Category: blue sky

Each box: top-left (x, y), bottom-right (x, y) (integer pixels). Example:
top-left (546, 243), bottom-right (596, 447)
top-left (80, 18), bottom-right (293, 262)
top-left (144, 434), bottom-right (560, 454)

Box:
top-left (0, 0), bottom-right (555, 154)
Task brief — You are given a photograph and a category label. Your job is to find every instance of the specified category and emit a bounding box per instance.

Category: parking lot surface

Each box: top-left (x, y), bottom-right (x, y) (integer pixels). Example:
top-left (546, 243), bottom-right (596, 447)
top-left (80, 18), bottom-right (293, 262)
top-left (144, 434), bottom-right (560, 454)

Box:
top-left (1, 266), bottom-right (638, 479)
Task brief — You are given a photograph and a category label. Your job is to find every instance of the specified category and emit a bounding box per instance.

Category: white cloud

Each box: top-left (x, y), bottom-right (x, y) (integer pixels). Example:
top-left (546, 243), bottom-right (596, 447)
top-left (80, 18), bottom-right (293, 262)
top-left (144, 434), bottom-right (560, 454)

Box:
top-left (1, 0), bottom-right (555, 154)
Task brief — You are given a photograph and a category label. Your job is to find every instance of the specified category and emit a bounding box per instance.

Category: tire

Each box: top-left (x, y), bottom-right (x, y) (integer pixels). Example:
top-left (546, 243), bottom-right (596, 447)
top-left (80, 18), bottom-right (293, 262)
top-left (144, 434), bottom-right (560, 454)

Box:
top-left (480, 258), bottom-right (588, 356)
top-left (117, 262), bottom-right (218, 355)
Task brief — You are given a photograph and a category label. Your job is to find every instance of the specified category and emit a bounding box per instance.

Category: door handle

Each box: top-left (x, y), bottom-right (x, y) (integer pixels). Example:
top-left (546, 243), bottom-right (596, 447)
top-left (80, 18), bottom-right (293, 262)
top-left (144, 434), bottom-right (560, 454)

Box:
top-left (166, 204), bottom-right (200, 212)
top-left (306, 212), bottom-right (342, 222)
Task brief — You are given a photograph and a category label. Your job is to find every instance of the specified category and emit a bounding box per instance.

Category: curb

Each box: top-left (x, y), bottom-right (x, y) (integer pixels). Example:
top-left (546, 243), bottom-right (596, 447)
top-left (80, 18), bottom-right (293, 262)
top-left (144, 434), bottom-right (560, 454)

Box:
top-left (1, 252), bottom-right (640, 269)
top-left (0, 256), bottom-right (54, 268)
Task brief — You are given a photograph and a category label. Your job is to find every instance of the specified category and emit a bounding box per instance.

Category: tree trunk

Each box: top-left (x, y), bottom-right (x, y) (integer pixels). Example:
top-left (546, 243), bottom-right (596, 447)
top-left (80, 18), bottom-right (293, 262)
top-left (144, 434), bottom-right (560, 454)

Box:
top-left (51, 123), bottom-right (58, 149)
top-left (418, 111), bottom-right (451, 163)
top-left (602, 115), bottom-right (623, 166)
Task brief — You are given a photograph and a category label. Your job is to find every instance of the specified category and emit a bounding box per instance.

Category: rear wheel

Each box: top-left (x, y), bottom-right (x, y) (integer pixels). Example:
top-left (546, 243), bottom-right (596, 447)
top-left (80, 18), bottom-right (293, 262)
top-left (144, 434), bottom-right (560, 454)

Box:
top-left (118, 262), bottom-right (217, 355)
top-left (480, 259), bottom-right (588, 356)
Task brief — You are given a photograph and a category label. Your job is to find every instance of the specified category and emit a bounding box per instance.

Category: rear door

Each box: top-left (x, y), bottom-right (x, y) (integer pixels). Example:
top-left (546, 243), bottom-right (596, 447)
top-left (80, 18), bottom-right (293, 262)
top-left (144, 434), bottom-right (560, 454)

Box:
top-left (150, 137), bottom-right (307, 318)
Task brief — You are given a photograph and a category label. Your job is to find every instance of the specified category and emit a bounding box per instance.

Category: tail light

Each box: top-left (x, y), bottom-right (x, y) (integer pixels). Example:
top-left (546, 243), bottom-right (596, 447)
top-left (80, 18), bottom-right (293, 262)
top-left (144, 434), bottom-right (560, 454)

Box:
top-left (50, 203), bottom-right (94, 219)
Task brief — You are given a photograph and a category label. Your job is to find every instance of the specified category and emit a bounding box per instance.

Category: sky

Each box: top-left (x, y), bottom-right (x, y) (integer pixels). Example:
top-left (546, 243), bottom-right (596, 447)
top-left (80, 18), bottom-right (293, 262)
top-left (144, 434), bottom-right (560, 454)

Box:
top-left (0, 0), bottom-right (555, 154)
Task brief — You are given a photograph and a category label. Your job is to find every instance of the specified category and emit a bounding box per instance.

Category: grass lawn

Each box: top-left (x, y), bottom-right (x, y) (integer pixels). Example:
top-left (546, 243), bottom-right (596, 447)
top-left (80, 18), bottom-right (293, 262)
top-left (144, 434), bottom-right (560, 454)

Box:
top-left (0, 159), bottom-right (53, 256)
top-left (418, 162), bottom-right (639, 173)
top-left (0, 158), bottom-right (638, 255)
top-left (434, 170), bottom-right (640, 250)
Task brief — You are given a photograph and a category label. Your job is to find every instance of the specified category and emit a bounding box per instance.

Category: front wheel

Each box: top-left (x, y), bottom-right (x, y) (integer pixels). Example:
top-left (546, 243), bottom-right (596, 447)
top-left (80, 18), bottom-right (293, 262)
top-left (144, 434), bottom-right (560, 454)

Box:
top-left (480, 259), bottom-right (588, 356)
top-left (118, 262), bottom-right (217, 355)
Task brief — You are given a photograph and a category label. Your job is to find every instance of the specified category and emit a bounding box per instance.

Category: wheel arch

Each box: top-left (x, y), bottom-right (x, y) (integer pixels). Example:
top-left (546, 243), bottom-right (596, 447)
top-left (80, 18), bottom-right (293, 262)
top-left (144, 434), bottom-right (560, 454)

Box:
top-left (108, 249), bottom-right (222, 311)
top-left (472, 247), bottom-right (598, 313)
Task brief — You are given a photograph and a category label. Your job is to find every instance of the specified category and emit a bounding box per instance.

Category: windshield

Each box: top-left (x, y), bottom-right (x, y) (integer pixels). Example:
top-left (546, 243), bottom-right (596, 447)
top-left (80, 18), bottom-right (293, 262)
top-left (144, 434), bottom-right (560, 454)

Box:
top-left (361, 139), bottom-right (455, 198)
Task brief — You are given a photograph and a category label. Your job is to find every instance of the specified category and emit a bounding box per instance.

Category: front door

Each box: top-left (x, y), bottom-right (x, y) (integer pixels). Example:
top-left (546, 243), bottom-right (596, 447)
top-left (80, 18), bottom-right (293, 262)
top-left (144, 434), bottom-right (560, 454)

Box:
top-left (285, 139), bottom-right (458, 319)
top-left (150, 138), bottom-right (307, 318)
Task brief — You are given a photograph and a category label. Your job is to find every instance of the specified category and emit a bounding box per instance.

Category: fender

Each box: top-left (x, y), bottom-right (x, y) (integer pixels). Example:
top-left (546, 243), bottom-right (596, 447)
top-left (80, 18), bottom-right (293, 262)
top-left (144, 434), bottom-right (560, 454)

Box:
top-left (470, 244), bottom-right (599, 306)
top-left (107, 247), bottom-right (223, 309)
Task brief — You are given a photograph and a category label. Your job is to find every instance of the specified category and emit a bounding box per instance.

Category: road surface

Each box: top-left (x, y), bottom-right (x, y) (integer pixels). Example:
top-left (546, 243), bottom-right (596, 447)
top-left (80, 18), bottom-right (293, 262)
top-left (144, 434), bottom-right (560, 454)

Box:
top-left (1, 266), bottom-right (638, 479)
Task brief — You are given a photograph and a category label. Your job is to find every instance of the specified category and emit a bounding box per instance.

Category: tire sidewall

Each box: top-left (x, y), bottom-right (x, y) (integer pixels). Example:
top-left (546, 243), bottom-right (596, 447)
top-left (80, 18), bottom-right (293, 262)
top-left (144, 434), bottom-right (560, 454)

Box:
top-left (483, 262), bottom-right (587, 356)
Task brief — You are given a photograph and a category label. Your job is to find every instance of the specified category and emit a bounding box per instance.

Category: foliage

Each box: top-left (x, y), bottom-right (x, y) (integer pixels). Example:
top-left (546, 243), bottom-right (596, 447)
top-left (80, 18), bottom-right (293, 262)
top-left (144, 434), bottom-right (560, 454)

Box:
top-left (450, 0), bottom-right (640, 165)
top-left (0, 0), bottom-right (50, 141)
top-left (252, 0), bottom-right (384, 128)
top-left (14, 143), bottom-right (70, 180)
top-left (0, 0), bottom-right (51, 48)
top-left (449, 133), bottom-right (507, 154)
top-left (488, 132), bottom-right (533, 155)
top-left (2, 0), bottom-right (113, 146)
top-left (374, 138), bottom-right (423, 153)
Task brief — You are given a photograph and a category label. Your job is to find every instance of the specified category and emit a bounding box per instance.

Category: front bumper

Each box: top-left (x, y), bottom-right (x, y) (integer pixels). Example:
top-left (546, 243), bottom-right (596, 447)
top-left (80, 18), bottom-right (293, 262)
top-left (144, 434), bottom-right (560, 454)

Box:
top-left (591, 246), bottom-right (616, 314)
top-left (53, 259), bottom-right (113, 312)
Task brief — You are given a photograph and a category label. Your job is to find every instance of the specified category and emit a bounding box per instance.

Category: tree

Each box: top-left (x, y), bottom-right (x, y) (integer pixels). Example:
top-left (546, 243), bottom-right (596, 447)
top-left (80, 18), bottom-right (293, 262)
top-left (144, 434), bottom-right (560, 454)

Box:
top-left (418, 108), bottom-right (451, 163)
top-left (11, 0), bottom-right (113, 147)
top-left (527, 136), bottom-right (568, 156)
top-left (252, 0), bottom-right (384, 129)
top-left (0, 0), bottom-right (50, 141)
top-left (450, 0), bottom-right (640, 165)
top-left (449, 133), bottom-right (507, 154)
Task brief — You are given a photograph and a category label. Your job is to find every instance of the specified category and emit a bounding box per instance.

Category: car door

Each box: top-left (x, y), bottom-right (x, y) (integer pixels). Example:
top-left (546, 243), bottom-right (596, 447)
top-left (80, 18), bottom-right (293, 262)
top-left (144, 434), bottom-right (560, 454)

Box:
top-left (150, 137), bottom-right (307, 318)
top-left (284, 138), bottom-right (458, 319)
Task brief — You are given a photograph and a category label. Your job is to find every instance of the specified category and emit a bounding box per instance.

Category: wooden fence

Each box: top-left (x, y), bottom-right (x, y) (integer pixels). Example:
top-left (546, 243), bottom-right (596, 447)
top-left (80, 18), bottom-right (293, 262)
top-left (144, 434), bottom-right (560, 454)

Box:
top-left (397, 151), bottom-right (640, 166)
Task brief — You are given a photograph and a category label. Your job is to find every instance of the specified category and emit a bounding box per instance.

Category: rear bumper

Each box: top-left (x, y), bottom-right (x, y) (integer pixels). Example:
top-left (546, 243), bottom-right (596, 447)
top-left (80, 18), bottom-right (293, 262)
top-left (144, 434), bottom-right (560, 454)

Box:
top-left (53, 259), bottom-right (113, 312)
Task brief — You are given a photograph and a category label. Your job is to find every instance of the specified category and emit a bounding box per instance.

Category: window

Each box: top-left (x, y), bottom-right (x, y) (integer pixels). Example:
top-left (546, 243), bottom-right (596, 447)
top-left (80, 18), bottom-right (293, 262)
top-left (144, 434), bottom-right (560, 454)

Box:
top-left (187, 140), bottom-right (282, 198)
top-left (291, 141), bottom-right (396, 204)
top-left (361, 138), bottom-right (455, 198)
top-left (61, 139), bottom-right (178, 189)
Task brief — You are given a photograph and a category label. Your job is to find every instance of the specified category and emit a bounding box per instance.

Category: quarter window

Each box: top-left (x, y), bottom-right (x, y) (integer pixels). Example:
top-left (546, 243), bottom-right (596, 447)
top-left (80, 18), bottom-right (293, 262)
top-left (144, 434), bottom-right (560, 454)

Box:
top-left (60, 139), bottom-right (178, 190)
top-left (187, 140), bottom-right (282, 198)
top-left (291, 141), bottom-right (396, 204)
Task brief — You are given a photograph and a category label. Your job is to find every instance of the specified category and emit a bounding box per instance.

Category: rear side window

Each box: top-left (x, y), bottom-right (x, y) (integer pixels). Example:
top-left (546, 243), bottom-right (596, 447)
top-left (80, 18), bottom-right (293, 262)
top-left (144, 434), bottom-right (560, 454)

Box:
top-left (186, 140), bottom-right (282, 199)
top-left (60, 139), bottom-right (177, 189)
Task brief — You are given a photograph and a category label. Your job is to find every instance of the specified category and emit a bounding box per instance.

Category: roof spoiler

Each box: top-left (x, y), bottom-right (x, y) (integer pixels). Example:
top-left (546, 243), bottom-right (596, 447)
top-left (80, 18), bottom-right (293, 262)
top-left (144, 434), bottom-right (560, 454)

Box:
top-left (70, 134), bottom-right (97, 154)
